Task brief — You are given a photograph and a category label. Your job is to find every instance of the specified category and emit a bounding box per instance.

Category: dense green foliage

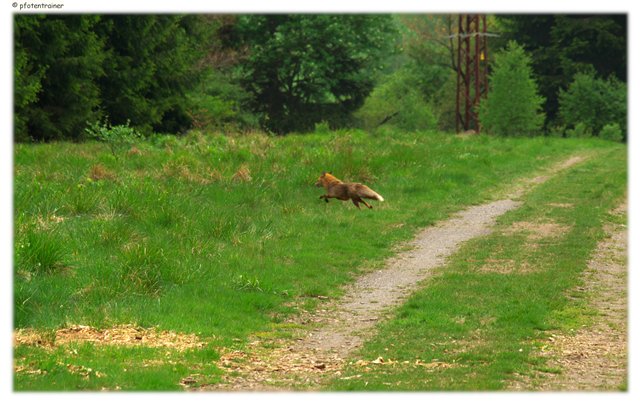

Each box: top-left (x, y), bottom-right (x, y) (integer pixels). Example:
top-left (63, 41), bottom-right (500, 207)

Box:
top-left (14, 15), bottom-right (212, 141)
top-left (395, 15), bottom-right (458, 131)
top-left (14, 18), bottom-right (46, 140)
top-left (14, 15), bottom-right (106, 142)
top-left (186, 68), bottom-right (258, 132)
top-left (479, 41), bottom-right (545, 136)
top-left (498, 15), bottom-right (626, 126)
top-left (14, 14), bottom-right (626, 139)
top-left (558, 71), bottom-right (627, 140)
top-left (97, 15), bottom-right (213, 135)
top-left (565, 122), bottom-right (592, 139)
top-left (599, 123), bottom-right (624, 143)
top-left (234, 15), bottom-right (398, 134)
top-left (354, 68), bottom-right (437, 132)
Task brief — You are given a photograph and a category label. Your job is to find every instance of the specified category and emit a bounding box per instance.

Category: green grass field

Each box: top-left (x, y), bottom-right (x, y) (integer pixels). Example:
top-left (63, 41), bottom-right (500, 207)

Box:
top-left (13, 129), bottom-right (626, 390)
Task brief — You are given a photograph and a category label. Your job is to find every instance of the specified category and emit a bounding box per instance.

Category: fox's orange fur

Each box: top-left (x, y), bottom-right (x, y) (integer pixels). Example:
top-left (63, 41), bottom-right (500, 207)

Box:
top-left (315, 172), bottom-right (384, 209)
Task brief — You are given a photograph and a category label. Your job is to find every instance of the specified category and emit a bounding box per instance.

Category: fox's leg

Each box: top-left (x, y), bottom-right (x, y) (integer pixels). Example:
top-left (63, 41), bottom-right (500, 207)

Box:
top-left (360, 199), bottom-right (373, 209)
top-left (351, 199), bottom-right (361, 209)
top-left (319, 195), bottom-right (330, 203)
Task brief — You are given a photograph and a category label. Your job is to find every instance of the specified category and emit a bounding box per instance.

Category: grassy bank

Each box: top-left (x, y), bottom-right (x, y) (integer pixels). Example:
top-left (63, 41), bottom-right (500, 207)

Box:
top-left (13, 129), bottom-right (622, 390)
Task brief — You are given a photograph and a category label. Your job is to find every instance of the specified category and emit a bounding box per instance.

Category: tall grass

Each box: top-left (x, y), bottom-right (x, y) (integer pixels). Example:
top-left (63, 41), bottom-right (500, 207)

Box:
top-left (14, 130), bottom-right (613, 333)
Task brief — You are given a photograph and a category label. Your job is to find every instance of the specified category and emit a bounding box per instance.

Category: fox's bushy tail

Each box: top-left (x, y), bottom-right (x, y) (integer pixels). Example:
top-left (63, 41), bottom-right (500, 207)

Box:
top-left (361, 185), bottom-right (384, 202)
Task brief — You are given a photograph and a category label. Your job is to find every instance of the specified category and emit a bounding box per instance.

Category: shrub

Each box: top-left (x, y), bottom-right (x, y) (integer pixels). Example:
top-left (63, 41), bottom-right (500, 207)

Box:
top-left (558, 71), bottom-right (627, 139)
top-left (85, 119), bottom-right (143, 158)
top-left (355, 68), bottom-right (437, 132)
top-left (431, 71), bottom-right (458, 132)
top-left (547, 125), bottom-right (566, 138)
top-left (314, 121), bottom-right (331, 134)
top-left (478, 41), bottom-right (546, 136)
top-left (599, 123), bottom-right (623, 142)
top-left (566, 122), bottom-right (592, 138)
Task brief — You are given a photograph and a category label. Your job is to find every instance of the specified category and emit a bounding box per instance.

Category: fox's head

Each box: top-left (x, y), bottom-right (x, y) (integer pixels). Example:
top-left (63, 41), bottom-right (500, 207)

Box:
top-left (315, 171), bottom-right (338, 187)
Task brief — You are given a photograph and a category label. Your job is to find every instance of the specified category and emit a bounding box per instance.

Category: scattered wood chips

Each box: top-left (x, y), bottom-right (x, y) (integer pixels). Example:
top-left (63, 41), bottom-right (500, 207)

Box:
top-left (13, 324), bottom-right (204, 351)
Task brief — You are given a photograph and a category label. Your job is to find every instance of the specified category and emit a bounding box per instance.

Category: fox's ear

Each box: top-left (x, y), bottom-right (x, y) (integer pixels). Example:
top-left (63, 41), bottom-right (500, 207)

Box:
top-left (329, 171), bottom-right (332, 175)
top-left (321, 171), bottom-right (327, 175)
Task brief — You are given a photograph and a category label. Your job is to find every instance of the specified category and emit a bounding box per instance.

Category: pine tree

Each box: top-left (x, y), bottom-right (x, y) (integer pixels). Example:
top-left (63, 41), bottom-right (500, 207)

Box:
top-left (479, 41), bottom-right (545, 136)
top-left (14, 15), bottom-right (106, 141)
top-left (97, 15), bottom-right (211, 134)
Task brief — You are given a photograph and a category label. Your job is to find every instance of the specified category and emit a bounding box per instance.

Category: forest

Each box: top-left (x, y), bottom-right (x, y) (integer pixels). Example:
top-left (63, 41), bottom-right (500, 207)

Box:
top-left (14, 14), bottom-right (627, 142)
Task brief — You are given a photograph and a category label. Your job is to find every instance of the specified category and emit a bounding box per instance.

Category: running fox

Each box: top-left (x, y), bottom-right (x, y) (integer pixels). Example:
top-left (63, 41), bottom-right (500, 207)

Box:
top-left (315, 172), bottom-right (384, 209)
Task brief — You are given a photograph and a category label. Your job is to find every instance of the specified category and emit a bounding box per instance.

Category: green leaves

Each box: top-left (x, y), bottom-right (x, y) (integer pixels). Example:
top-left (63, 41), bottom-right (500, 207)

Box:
top-left (14, 15), bottom-right (212, 141)
top-left (85, 119), bottom-right (143, 158)
top-left (236, 15), bottom-right (399, 134)
top-left (15, 15), bottom-right (106, 142)
top-left (479, 41), bottom-right (545, 136)
top-left (497, 15), bottom-right (626, 124)
top-left (354, 68), bottom-right (437, 132)
top-left (558, 71), bottom-right (627, 140)
top-left (99, 15), bottom-right (211, 135)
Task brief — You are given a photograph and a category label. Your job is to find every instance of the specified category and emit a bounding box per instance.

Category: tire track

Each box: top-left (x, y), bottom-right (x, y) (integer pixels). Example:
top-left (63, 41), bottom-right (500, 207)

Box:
top-left (205, 154), bottom-right (588, 391)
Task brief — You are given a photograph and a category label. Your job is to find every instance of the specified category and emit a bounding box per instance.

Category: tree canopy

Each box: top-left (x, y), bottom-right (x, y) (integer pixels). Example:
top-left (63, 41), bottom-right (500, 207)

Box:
top-left (233, 15), bottom-right (398, 134)
top-left (14, 14), bottom-right (213, 141)
top-left (13, 13), bottom-right (627, 140)
top-left (497, 14), bottom-right (626, 126)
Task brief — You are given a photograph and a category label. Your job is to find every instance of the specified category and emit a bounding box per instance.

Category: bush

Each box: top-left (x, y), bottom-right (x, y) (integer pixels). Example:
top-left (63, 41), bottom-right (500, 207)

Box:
top-left (599, 123), bottom-right (623, 142)
top-left (547, 125), bottom-right (566, 138)
top-left (478, 41), bottom-right (546, 136)
top-left (85, 119), bottom-right (143, 158)
top-left (558, 71), bottom-right (627, 139)
top-left (314, 121), bottom-right (331, 134)
top-left (566, 122), bottom-right (592, 138)
top-left (355, 68), bottom-right (437, 132)
top-left (431, 71), bottom-right (458, 132)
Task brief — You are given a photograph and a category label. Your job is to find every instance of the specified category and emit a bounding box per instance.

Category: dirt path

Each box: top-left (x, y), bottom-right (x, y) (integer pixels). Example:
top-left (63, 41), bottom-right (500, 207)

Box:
top-left (204, 155), bottom-right (587, 391)
top-left (509, 200), bottom-right (628, 391)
